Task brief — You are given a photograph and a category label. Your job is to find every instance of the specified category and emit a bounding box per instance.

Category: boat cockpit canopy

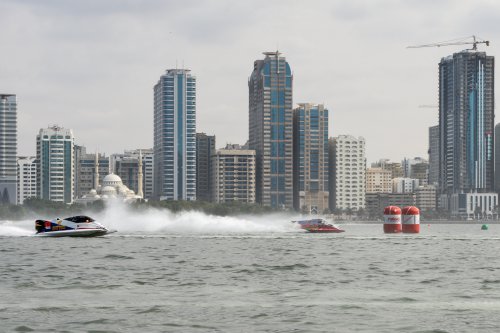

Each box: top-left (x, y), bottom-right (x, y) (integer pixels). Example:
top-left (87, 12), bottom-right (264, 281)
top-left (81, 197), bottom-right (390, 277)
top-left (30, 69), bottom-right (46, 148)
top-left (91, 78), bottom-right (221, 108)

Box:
top-left (64, 216), bottom-right (95, 223)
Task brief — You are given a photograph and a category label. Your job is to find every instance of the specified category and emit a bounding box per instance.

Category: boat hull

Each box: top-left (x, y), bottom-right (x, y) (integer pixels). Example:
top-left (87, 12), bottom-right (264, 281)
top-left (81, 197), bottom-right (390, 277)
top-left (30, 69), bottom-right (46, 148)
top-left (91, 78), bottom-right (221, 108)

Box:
top-left (35, 229), bottom-right (110, 237)
top-left (293, 218), bottom-right (345, 233)
top-left (306, 228), bottom-right (345, 233)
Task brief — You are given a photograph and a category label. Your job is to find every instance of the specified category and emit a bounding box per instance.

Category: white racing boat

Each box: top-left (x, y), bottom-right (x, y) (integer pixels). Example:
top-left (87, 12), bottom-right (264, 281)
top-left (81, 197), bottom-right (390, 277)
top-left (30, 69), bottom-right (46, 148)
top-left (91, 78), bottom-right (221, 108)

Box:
top-left (35, 215), bottom-right (115, 237)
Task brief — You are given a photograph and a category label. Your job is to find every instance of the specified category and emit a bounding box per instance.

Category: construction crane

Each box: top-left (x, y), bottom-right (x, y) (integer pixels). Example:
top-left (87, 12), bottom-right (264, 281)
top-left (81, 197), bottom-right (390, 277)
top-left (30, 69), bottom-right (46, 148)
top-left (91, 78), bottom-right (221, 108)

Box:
top-left (407, 35), bottom-right (490, 51)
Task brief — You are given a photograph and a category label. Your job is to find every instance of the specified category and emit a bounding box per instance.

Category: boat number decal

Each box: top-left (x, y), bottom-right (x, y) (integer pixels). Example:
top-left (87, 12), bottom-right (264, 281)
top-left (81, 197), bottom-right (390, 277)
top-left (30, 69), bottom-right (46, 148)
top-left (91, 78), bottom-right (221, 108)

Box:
top-left (51, 225), bottom-right (66, 231)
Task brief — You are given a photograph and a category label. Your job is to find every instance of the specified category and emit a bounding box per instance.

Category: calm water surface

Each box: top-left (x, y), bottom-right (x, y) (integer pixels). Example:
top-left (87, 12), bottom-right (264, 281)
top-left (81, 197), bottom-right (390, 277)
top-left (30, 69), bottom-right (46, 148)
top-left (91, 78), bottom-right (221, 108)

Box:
top-left (1, 223), bottom-right (500, 332)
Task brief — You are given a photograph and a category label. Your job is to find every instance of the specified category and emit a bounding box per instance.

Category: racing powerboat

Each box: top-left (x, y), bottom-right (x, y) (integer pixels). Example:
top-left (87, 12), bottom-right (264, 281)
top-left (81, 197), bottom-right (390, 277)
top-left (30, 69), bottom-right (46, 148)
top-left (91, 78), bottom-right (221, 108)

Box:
top-left (293, 218), bottom-right (345, 233)
top-left (35, 216), bottom-right (114, 237)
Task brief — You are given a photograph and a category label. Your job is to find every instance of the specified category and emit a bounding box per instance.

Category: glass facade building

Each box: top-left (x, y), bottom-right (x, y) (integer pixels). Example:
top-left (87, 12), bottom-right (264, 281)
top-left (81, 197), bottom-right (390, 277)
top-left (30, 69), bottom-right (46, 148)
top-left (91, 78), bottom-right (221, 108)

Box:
top-left (293, 103), bottom-right (329, 213)
top-left (249, 52), bottom-right (293, 208)
top-left (439, 51), bottom-right (495, 196)
top-left (154, 69), bottom-right (196, 200)
top-left (36, 126), bottom-right (74, 203)
top-left (196, 133), bottom-right (215, 202)
top-left (0, 94), bottom-right (17, 204)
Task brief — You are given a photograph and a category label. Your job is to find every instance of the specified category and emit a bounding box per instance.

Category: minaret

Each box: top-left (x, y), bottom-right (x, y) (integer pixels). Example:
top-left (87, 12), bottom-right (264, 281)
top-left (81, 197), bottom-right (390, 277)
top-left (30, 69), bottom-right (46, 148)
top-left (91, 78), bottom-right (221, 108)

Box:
top-left (94, 152), bottom-right (100, 190)
top-left (137, 150), bottom-right (144, 198)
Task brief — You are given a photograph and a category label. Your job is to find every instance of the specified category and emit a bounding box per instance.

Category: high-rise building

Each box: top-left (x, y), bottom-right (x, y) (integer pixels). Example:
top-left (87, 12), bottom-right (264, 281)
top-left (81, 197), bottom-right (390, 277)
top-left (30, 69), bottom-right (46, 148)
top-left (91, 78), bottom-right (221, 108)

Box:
top-left (330, 135), bottom-right (366, 211)
top-left (74, 146), bottom-right (109, 199)
top-left (211, 144), bottom-right (256, 203)
top-left (0, 94), bottom-right (17, 204)
top-left (428, 125), bottom-right (439, 186)
top-left (196, 133), bottom-right (215, 202)
top-left (293, 103), bottom-right (329, 213)
top-left (439, 51), bottom-right (495, 197)
top-left (36, 125), bottom-right (74, 203)
top-left (249, 51), bottom-right (293, 208)
top-left (495, 123), bottom-right (500, 192)
top-left (154, 69), bottom-right (196, 201)
top-left (17, 156), bottom-right (36, 204)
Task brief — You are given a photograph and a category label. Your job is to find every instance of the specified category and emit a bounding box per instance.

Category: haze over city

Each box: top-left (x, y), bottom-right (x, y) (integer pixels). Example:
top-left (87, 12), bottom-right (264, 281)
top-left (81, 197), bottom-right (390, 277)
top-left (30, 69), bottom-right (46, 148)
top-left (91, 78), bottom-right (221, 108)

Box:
top-left (1, 0), bottom-right (499, 163)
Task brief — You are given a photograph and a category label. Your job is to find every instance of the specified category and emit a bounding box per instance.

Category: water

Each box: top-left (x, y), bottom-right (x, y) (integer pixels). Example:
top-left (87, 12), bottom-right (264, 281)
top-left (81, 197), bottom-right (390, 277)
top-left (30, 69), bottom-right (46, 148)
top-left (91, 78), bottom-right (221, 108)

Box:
top-left (1, 213), bottom-right (500, 332)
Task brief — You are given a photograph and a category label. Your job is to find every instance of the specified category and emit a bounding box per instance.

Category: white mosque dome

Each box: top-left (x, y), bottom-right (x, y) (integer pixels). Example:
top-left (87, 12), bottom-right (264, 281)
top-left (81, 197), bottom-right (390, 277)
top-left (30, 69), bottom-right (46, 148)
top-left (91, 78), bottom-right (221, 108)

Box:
top-left (101, 185), bottom-right (117, 196)
top-left (103, 173), bottom-right (123, 186)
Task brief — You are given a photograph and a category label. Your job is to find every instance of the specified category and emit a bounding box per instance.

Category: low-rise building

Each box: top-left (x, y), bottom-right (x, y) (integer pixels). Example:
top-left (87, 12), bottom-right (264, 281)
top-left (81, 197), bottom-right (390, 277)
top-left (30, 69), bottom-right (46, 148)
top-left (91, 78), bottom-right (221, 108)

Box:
top-left (366, 167), bottom-right (392, 193)
top-left (415, 185), bottom-right (437, 211)
top-left (365, 193), bottom-right (416, 218)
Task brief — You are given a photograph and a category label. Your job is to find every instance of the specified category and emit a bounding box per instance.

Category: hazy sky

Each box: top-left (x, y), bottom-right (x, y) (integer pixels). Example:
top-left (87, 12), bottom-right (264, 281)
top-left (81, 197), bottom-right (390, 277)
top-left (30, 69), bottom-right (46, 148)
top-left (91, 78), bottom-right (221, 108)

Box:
top-left (1, 0), bottom-right (499, 163)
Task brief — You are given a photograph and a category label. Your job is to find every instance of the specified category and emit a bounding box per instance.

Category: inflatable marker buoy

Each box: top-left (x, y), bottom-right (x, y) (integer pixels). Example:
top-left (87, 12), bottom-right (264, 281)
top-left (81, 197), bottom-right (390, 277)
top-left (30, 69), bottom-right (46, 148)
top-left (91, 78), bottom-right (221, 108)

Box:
top-left (383, 206), bottom-right (402, 233)
top-left (481, 224), bottom-right (488, 230)
top-left (402, 206), bottom-right (420, 233)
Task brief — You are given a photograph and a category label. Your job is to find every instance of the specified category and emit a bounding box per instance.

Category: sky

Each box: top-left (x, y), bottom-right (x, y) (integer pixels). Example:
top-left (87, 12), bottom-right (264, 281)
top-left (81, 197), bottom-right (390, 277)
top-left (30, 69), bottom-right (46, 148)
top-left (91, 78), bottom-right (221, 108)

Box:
top-left (1, 0), bottom-right (499, 164)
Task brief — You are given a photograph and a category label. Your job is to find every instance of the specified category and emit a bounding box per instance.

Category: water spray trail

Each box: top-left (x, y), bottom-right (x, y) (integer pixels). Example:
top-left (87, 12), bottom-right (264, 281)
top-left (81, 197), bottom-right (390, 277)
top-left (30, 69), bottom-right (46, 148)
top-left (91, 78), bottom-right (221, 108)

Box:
top-left (0, 220), bottom-right (35, 236)
top-left (98, 201), bottom-right (302, 234)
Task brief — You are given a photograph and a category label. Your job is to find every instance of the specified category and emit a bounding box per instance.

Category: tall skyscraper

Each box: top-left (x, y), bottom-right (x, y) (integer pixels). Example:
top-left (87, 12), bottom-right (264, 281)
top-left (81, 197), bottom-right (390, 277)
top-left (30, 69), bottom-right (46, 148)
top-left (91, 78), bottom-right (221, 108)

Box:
top-left (293, 103), bottom-right (329, 213)
top-left (439, 51), bottom-right (495, 197)
top-left (36, 125), bottom-right (74, 203)
top-left (196, 133), bottom-right (215, 202)
top-left (249, 51), bottom-right (293, 208)
top-left (495, 123), bottom-right (500, 192)
top-left (154, 69), bottom-right (196, 201)
top-left (17, 156), bottom-right (36, 204)
top-left (329, 135), bottom-right (366, 211)
top-left (0, 94), bottom-right (17, 204)
top-left (428, 125), bottom-right (439, 186)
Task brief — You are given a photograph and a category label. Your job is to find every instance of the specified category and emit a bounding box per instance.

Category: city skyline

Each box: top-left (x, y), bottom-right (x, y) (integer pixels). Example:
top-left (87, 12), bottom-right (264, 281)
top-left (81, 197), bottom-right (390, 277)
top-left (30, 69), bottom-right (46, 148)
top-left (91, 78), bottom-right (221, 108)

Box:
top-left (1, 1), bottom-right (499, 164)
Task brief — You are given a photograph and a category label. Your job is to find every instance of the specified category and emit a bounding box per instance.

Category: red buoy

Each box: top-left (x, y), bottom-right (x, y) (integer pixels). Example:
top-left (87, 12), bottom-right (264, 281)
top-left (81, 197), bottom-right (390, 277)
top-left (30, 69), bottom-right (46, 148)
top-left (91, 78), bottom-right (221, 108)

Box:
top-left (383, 206), bottom-right (402, 233)
top-left (402, 206), bottom-right (420, 233)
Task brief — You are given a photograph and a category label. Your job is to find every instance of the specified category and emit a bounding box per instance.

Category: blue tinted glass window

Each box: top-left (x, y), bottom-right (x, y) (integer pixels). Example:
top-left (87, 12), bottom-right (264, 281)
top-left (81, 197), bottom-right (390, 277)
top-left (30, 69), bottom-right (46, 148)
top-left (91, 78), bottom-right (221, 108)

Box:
top-left (310, 150), bottom-right (319, 179)
top-left (271, 176), bottom-right (278, 190)
top-left (271, 125), bottom-right (284, 140)
top-left (271, 108), bottom-right (285, 122)
top-left (278, 194), bottom-right (286, 205)
top-left (279, 91), bottom-right (285, 104)
top-left (271, 91), bottom-right (277, 104)
top-left (271, 159), bottom-right (285, 172)
top-left (263, 63), bottom-right (270, 75)
top-left (310, 109), bottom-right (319, 130)
top-left (278, 177), bottom-right (285, 191)
top-left (271, 160), bottom-right (278, 173)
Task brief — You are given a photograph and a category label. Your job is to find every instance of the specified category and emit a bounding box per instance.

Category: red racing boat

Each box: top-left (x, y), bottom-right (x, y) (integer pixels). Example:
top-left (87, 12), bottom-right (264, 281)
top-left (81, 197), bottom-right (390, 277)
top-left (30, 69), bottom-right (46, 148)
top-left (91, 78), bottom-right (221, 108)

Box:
top-left (294, 218), bottom-right (345, 233)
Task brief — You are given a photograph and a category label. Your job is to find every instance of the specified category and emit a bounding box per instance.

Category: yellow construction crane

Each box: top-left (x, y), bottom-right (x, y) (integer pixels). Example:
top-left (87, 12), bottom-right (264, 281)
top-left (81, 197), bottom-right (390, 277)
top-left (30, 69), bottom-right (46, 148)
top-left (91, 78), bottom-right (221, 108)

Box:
top-left (407, 35), bottom-right (490, 51)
